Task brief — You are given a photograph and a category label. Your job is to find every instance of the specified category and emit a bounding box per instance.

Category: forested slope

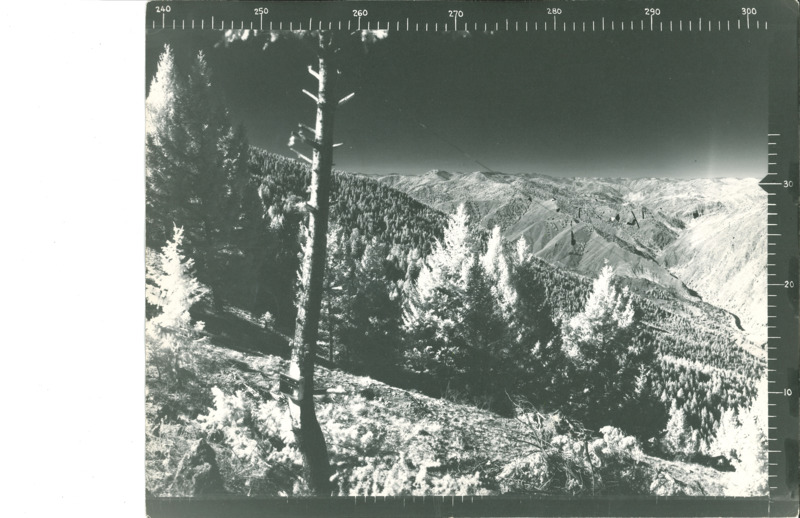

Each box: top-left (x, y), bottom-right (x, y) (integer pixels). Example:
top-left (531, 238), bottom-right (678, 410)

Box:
top-left (239, 154), bottom-right (764, 452)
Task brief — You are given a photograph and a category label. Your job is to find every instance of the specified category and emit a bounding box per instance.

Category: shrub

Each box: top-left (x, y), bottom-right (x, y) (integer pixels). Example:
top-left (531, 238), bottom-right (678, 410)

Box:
top-left (320, 394), bottom-right (491, 496)
top-left (195, 387), bottom-right (303, 495)
top-left (498, 399), bottom-right (652, 495)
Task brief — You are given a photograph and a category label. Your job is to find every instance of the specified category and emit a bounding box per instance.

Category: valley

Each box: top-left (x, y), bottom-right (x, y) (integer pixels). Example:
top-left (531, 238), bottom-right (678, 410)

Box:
top-left (379, 170), bottom-right (767, 342)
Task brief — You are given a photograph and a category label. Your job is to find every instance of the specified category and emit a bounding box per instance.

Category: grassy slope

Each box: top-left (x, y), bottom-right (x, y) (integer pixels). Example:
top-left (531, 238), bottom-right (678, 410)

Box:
top-left (146, 309), bottom-right (731, 498)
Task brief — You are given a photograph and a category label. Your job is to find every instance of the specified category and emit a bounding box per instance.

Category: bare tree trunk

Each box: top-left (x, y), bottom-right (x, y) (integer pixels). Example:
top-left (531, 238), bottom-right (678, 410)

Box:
top-left (286, 32), bottom-right (338, 496)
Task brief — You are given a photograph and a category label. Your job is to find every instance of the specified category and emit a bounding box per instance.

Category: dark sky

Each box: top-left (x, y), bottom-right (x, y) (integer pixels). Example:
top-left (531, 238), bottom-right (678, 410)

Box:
top-left (146, 28), bottom-right (768, 178)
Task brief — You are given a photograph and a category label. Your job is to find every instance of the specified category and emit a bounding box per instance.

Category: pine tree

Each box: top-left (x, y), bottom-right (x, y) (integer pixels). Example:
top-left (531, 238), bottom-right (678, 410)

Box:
top-left (481, 226), bottom-right (517, 321)
top-left (461, 254), bottom-right (514, 411)
top-left (145, 44), bottom-right (178, 146)
top-left (403, 204), bottom-right (476, 380)
top-left (145, 46), bottom-right (250, 295)
top-left (514, 235), bottom-right (531, 265)
top-left (344, 237), bottom-right (403, 377)
top-left (561, 262), bottom-right (657, 433)
top-left (145, 225), bottom-right (209, 380)
top-left (146, 44), bottom-right (183, 245)
top-left (403, 203), bottom-right (474, 343)
top-left (662, 402), bottom-right (696, 459)
top-left (403, 206), bottom-right (524, 412)
top-left (510, 252), bottom-right (564, 411)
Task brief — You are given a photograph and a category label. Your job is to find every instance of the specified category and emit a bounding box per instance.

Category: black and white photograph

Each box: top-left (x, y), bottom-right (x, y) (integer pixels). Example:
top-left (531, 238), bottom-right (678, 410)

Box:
top-left (142, 1), bottom-right (797, 510)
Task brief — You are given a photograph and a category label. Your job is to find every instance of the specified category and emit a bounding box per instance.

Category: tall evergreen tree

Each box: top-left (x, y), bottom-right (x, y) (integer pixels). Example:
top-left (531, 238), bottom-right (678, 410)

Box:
top-left (561, 263), bottom-right (658, 433)
top-left (145, 45), bottom-right (250, 295)
top-left (341, 236), bottom-right (403, 377)
top-left (403, 203), bottom-right (473, 344)
top-left (145, 44), bottom-right (178, 146)
top-left (403, 206), bottom-right (520, 412)
top-left (481, 226), bottom-right (517, 322)
top-left (510, 245), bottom-right (565, 410)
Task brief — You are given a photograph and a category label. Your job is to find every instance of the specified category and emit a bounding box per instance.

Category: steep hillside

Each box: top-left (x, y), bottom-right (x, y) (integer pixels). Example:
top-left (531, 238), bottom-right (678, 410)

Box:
top-left (246, 158), bottom-right (764, 427)
top-left (379, 171), bottom-right (766, 338)
top-left (628, 178), bottom-right (767, 340)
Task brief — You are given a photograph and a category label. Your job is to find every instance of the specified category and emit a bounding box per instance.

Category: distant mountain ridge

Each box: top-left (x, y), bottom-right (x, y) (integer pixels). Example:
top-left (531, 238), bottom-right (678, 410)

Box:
top-left (379, 170), bottom-right (767, 340)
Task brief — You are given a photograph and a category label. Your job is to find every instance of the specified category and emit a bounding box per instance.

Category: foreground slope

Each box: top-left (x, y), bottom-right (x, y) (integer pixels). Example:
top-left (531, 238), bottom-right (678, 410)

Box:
top-left (146, 319), bottom-right (731, 498)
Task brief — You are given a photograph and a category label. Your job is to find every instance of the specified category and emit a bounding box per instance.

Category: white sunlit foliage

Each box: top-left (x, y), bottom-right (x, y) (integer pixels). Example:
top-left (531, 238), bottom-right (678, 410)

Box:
top-left (146, 225), bottom-right (209, 377)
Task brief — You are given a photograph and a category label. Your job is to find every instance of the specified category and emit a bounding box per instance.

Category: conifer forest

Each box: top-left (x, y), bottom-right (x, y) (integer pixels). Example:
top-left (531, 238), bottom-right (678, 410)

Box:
top-left (145, 27), bottom-right (769, 499)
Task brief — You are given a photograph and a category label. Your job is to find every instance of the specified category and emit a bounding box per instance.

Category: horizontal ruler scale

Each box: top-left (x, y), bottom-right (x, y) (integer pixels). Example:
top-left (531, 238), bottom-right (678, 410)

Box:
top-left (147, 1), bottom-right (775, 34)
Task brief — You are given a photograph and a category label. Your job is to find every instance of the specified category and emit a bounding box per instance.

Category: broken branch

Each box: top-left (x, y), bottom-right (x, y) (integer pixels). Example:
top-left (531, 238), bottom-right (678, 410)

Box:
top-left (338, 92), bottom-right (355, 106)
top-left (302, 89), bottom-right (320, 104)
top-left (290, 148), bottom-right (313, 164)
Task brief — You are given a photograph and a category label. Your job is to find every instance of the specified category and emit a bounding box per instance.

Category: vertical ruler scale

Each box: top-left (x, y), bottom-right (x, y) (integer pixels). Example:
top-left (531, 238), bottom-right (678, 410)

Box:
top-left (762, 0), bottom-right (800, 512)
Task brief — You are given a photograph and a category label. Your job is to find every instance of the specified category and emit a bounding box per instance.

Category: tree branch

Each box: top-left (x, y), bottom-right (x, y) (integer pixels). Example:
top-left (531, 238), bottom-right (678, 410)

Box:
top-left (292, 130), bottom-right (321, 151)
top-left (338, 92), bottom-right (355, 106)
top-left (290, 148), bottom-right (313, 164)
top-left (302, 89), bottom-right (320, 104)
